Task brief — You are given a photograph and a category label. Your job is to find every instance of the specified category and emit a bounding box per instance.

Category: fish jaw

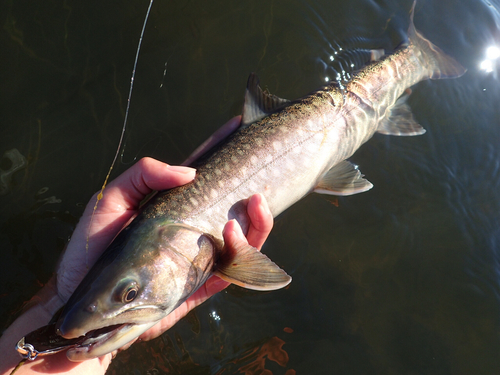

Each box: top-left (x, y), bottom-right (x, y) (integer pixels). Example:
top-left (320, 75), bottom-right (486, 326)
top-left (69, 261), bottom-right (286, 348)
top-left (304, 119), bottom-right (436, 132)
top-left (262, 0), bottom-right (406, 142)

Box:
top-left (65, 320), bottom-right (158, 361)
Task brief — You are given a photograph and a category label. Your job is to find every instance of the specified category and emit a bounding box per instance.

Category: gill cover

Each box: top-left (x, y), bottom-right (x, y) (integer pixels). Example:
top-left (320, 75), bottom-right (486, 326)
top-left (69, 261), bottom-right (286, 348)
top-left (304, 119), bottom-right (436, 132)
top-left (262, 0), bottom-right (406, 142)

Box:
top-left (55, 221), bottom-right (218, 360)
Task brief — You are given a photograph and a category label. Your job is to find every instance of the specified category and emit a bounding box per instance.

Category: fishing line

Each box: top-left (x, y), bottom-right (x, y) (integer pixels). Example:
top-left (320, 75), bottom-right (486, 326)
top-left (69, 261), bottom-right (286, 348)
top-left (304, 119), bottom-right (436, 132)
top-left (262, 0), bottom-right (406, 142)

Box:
top-left (85, 0), bottom-right (154, 265)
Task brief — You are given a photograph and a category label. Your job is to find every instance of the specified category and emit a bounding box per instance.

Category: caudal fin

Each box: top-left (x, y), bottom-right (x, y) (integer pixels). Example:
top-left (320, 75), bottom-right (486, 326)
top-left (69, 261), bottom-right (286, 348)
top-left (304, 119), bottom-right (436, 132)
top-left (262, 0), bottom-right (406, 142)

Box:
top-left (408, 1), bottom-right (466, 79)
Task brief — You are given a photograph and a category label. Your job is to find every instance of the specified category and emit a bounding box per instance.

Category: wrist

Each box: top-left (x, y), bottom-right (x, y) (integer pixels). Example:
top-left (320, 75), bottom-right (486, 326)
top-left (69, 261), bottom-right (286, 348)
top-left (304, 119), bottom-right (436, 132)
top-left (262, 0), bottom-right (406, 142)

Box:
top-left (0, 277), bottom-right (66, 373)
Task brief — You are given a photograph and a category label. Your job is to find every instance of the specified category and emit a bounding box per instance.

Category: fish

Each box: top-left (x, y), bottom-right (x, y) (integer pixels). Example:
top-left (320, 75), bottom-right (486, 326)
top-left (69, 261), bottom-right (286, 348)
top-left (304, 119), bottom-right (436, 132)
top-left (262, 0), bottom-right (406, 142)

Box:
top-left (16, 2), bottom-right (465, 362)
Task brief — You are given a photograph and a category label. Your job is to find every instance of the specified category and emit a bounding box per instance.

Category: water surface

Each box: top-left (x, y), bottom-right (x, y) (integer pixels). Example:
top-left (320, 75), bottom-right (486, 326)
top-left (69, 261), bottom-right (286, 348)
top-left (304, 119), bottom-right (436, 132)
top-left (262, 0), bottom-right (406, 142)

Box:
top-left (1, 0), bottom-right (500, 374)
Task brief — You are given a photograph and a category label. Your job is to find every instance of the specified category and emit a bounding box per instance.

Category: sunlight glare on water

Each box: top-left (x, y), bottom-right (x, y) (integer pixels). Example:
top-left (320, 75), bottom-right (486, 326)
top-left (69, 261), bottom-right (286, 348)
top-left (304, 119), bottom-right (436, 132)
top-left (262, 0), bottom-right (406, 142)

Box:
top-left (479, 45), bottom-right (500, 73)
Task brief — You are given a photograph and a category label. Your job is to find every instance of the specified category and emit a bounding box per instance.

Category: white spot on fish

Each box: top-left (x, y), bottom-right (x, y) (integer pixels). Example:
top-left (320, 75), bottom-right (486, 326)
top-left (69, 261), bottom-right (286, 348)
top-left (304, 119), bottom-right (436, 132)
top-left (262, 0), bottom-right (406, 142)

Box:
top-left (250, 155), bottom-right (258, 164)
top-left (255, 138), bottom-right (263, 146)
top-left (190, 197), bottom-right (198, 206)
top-left (214, 169), bottom-right (222, 176)
top-left (264, 155), bottom-right (273, 164)
top-left (273, 141), bottom-right (282, 151)
top-left (247, 180), bottom-right (258, 191)
top-left (231, 155), bottom-right (238, 163)
top-left (218, 180), bottom-right (224, 188)
top-left (248, 180), bottom-right (258, 191)
top-left (224, 163), bottom-right (230, 171)
top-left (232, 177), bottom-right (240, 187)
top-left (210, 189), bottom-right (218, 199)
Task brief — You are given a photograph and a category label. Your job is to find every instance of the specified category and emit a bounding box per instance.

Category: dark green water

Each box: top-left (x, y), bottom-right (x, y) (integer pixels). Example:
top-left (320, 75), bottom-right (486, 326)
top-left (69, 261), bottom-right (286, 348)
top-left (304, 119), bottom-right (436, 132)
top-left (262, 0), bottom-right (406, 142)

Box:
top-left (1, 0), bottom-right (500, 374)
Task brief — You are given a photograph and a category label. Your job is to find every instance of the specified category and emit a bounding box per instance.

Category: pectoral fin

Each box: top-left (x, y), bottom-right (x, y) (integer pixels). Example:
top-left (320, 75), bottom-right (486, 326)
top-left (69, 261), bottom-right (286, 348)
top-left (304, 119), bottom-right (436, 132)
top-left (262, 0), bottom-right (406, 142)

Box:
top-left (241, 73), bottom-right (291, 128)
top-left (314, 160), bottom-right (373, 196)
top-left (377, 90), bottom-right (426, 136)
top-left (215, 242), bottom-right (291, 291)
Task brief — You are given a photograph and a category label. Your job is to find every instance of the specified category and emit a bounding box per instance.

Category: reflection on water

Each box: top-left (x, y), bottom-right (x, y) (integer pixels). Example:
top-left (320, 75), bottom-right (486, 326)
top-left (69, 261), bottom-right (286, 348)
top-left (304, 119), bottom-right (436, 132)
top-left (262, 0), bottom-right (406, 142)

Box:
top-left (2, 0), bottom-right (500, 374)
top-left (0, 149), bottom-right (27, 195)
top-left (479, 45), bottom-right (500, 73)
top-left (110, 328), bottom-right (296, 375)
top-left (228, 336), bottom-right (293, 375)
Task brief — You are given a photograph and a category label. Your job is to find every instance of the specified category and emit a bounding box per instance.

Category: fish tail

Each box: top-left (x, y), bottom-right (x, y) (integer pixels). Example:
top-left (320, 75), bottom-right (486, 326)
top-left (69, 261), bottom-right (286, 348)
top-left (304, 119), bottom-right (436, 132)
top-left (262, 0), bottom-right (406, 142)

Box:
top-left (408, 1), bottom-right (466, 79)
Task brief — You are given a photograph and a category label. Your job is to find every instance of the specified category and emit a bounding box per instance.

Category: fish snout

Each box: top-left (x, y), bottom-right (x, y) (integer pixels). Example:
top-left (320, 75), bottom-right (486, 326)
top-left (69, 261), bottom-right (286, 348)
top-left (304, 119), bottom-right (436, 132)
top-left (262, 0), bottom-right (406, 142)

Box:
top-left (55, 301), bottom-right (99, 339)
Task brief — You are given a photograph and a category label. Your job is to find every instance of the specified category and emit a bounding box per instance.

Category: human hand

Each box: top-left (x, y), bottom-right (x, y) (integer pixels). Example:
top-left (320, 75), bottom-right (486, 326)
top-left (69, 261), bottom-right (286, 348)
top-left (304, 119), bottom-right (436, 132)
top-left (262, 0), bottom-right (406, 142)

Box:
top-left (0, 116), bottom-right (274, 375)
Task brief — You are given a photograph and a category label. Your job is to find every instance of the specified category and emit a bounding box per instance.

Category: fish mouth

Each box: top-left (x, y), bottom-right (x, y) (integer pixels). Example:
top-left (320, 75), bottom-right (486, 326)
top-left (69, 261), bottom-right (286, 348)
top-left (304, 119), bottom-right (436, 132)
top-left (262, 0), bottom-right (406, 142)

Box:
top-left (19, 321), bottom-right (158, 361)
top-left (77, 323), bottom-right (128, 346)
top-left (65, 321), bottom-right (158, 361)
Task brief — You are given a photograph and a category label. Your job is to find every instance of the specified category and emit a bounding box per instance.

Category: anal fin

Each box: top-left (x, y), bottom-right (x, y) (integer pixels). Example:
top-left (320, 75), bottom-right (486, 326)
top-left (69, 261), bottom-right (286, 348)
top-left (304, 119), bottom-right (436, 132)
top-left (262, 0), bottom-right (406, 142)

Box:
top-left (314, 160), bottom-right (373, 196)
top-left (377, 90), bottom-right (426, 136)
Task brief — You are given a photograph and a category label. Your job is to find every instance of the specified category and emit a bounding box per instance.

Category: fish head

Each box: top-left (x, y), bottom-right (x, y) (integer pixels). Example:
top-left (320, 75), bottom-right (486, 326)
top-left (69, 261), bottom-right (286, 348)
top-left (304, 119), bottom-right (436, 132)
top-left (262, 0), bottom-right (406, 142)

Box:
top-left (55, 221), bottom-right (218, 361)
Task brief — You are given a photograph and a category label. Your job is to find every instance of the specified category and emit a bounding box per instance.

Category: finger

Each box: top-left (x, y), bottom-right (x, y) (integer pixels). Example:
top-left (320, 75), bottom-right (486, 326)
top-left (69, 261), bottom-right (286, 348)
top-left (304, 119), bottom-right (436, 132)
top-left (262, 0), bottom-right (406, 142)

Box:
top-left (138, 220), bottom-right (246, 341)
top-left (58, 159), bottom-right (195, 299)
top-left (182, 220), bottom-right (244, 307)
top-left (103, 157), bottom-right (196, 210)
top-left (136, 219), bottom-right (258, 343)
top-left (182, 115), bottom-right (242, 166)
top-left (245, 194), bottom-right (273, 249)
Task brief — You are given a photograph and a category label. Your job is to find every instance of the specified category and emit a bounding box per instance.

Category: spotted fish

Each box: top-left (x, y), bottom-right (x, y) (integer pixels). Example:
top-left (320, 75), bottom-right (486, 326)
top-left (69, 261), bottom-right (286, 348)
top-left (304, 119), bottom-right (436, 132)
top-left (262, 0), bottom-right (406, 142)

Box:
top-left (17, 2), bottom-right (465, 362)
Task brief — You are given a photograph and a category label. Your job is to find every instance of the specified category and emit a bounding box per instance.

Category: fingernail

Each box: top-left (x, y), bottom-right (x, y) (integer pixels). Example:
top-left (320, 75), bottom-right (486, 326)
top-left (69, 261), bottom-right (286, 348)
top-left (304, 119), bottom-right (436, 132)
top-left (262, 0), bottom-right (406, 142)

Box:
top-left (167, 165), bottom-right (196, 174)
top-left (258, 194), bottom-right (272, 216)
top-left (232, 220), bottom-right (246, 241)
top-left (223, 220), bottom-right (246, 241)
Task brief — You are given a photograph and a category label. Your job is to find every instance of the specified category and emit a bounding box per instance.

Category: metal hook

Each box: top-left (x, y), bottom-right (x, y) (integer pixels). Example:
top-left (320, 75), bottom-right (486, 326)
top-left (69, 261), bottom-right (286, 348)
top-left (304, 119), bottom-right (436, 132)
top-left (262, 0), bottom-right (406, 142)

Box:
top-left (16, 338), bottom-right (40, 361)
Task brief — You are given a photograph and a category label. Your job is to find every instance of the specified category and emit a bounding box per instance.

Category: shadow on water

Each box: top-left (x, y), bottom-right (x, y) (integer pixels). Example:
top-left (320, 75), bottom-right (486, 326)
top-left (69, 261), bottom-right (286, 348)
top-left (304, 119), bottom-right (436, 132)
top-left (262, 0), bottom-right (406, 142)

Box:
top-left (1, 0), bottom-right (500, 374)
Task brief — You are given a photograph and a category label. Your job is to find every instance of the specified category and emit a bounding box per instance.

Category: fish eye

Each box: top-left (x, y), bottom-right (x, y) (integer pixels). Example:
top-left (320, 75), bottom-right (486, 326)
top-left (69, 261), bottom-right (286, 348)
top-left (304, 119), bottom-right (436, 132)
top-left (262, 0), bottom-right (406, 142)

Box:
top-left (123, 286), bottom-right (138, 303)
top-left (115, 280), bottom-right (139, 304)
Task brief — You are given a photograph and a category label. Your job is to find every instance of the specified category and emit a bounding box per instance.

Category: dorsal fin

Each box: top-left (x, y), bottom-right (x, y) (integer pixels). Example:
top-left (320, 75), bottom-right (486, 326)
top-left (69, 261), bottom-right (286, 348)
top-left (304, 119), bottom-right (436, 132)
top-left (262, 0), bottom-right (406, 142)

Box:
top-left (241, 73), bottom-right (290, 128)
